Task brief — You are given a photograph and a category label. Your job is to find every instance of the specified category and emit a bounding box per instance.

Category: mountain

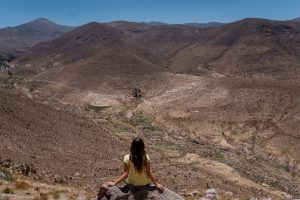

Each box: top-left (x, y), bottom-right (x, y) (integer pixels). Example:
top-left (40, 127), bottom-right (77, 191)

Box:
top-left (184, 22), bottom-right (225, 28)
top-left (0, 18), bottom-right (75, 61)
top-left (169, 18), bottom-right (300, 79)
top-left (107, 21), bottom-right (216, 57)
top-left (290, 17), bottom-right (300, 22)
top-left (107, 18), bottom-right (300, 80)
top-left (13, 22), bottom-right (166, 90)
top-left (14, 18), bottom-right (300, 84)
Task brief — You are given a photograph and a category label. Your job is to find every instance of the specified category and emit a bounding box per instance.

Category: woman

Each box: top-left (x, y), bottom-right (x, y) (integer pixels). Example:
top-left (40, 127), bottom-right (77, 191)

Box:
top-left (97, 137), bottom-right (164, 199)
top-left (109, 137), bottom-right (164, 190)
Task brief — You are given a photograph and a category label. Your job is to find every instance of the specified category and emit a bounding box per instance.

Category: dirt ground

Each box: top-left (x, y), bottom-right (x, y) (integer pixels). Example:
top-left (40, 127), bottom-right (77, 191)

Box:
top-left (0, 75), bottom-right (299, 199)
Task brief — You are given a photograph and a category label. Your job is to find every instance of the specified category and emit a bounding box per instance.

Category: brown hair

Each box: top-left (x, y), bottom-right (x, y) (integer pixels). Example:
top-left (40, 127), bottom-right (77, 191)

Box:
top-left (130, 137), bottom-right (147, 173)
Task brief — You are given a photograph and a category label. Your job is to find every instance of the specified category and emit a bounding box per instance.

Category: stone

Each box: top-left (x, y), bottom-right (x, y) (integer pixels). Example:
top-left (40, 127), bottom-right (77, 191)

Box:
top-left (187, 190), bottom-right (199, 196)
top-left (224, 191), bottom-right (233, 196)
top-left (74, 172), bottom-right (80, 176)
top-left (0, 169), bottom-right (13, 183)
top-left (205, 188), bottom-right (219, 200)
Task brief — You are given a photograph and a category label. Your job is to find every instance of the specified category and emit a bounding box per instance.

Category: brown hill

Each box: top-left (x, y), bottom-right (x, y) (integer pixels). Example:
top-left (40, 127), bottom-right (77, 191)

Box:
top-left (0, 18), bottom-right (74, 61)
top-left (107, 19), bottom-right (300, 80)
top-left (14, 22), bottom-right (167, 91)
top-left (169, 18), bottom-right (300, 79)
top-left (107, 21), bottom-right (215, 58)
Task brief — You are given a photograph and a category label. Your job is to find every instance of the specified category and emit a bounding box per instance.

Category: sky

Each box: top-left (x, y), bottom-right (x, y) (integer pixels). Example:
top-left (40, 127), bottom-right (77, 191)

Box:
top-left (0, 0), bottom-right (300, 28)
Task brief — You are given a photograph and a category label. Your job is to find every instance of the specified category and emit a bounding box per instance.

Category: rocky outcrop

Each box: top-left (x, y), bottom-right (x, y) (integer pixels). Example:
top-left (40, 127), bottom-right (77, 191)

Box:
top-left (97, 184), bottom-right (184, 200)
top-left (0, 60), bottom-right (10, 70)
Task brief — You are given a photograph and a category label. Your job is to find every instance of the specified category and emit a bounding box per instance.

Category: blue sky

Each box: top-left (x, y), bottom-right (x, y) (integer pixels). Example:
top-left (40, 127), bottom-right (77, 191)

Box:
top-left (1, 0), bottom-right (300, 28)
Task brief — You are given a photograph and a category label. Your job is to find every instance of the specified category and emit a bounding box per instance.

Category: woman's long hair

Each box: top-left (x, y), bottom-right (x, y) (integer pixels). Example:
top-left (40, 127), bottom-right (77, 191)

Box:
top-left (130, 137), bottom-right (147, 173)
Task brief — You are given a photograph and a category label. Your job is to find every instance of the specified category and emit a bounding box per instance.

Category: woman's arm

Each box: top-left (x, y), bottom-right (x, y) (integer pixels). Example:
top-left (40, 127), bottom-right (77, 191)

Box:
top-left (146, 161), bottom-right (164, 191)
top-left (107, 163), bottom-right (129, 186)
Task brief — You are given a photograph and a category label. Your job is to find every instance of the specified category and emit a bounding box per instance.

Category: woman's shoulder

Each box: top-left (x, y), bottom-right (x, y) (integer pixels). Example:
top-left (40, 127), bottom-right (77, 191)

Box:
top-left (123, 154), bottom-right (130, 163)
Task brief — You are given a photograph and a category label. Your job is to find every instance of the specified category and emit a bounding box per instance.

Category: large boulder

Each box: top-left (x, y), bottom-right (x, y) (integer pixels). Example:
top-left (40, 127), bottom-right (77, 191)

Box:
top-left (97, 184), bottom-right (184, 200)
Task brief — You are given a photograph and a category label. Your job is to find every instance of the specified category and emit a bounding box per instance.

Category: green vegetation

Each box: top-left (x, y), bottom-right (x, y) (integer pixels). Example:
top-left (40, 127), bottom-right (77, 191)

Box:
top-left (131, 114), bottom-right (154, 130)
top-left (118, 99), bottom-right (140, 113)
top-left (28, 84), bottom-right (38, 92)
top-left (14, 181), bottom-right (31, 190)
top-left (2, 187), bottom-right (14, 194)
top-left (85, 104), bottom-right (111, 112)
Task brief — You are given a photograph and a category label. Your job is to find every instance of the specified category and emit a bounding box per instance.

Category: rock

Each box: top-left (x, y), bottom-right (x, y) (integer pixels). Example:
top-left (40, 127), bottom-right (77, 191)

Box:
top-left (261, 183), bottom-right (270, 188)
top-left (126, 112), bottom-right (133, 119)
top-left (0, 60), bottom-right (10, 70)
top-left (97, 184), bottom-right (184, 200)
top-left (187, 190), bottom-right (199, 196)
top-left (74, 172), bottom-right (80, 176)
top-left (224, 191), bottom-right (233, 196)
top-left (205, 188), bottom-right (219, 200)
top-left (76, 196), bottom-right (87, 200)
top-left (54, 174), bottom-right (68, 184)
top-left (0, 169), bottom-right (13, 183)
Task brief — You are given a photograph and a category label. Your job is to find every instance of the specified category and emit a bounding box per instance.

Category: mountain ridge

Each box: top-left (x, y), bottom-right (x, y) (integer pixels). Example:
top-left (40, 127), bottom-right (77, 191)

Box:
top-left (0, 18), bottom-right (75, 61)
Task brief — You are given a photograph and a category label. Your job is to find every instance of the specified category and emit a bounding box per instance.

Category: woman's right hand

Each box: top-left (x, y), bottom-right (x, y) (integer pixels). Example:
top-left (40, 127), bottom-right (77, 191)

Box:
top-left (107, 182), bottom-right (116, 187)
top-left (155, 183), bottom-right (164, 192)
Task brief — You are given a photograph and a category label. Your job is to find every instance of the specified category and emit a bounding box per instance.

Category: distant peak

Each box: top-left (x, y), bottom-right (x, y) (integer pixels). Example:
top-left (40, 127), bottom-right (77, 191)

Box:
top-left (29, 18), bottom-right (55, 24)
top-left (290, 17), bottom-right (300, 22)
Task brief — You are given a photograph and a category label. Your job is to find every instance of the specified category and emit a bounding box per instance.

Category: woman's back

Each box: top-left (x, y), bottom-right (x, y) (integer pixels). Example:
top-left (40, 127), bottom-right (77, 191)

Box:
top-left (123, 154), bottom-right (150, 186)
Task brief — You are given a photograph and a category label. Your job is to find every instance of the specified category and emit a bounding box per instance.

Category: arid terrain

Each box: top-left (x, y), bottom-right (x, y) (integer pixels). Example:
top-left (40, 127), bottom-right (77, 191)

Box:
top-left (0, 18), bottom-right (74, 61)
top-left (0, 17), bottom-right (300, 199)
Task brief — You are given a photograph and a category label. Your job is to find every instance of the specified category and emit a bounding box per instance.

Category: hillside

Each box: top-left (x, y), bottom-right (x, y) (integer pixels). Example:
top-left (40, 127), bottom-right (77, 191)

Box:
top-left (0, 18), bottom-right (74, 61)
top-left (1, 17), bottom-right (300, 198)
top-left (106, 19), bottom-right (300, 81)
top-left (0, 83), bottom-right (295, 199)
top-left (13, 22), bottom-right (166, 93)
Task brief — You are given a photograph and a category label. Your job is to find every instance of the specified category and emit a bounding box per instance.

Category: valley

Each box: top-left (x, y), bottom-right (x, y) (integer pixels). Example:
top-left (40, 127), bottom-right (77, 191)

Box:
top-left (0, 17), bottom-right (300, 199)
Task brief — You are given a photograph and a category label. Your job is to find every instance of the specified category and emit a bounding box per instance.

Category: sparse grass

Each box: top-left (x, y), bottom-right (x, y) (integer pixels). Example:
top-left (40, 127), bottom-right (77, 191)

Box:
top-left (119, 100), bottom-right (134, 111)
top-left (85, 104), bottom-right (111, 112)
top-left (14, 181), bottom-right (31, 190)
top-left (0, 196), bottom-right (11, 200)
top-left (131, 114), bottom-right (154, 130)
top-left (28, 84), bottom-right (38, 92)
top-left (2, 187), bottom-right (13, 194)
top-left (33, 193), bottom-right (48, 200)
top-left (48, 190), bottom-right (61, 199)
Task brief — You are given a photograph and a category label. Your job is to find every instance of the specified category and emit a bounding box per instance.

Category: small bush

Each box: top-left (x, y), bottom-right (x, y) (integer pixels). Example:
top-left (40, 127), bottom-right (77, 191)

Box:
top-left (33, 193), bottom-right (48, 200)
top-left (131, 114), bottom-right (154, 130)
top-left (133, 88), bottom-right (142, 98)
top-left (49, 191), bottom-right (61, 199)
top-left (2, 187), bottom-right (14, 194)
top-left (15, 181), bottom-right (30, 190)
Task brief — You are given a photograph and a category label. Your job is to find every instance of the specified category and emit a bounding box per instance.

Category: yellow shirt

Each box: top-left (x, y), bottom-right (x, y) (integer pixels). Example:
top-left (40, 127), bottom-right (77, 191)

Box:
top-left (123, 154), bottom-right (150, 186)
